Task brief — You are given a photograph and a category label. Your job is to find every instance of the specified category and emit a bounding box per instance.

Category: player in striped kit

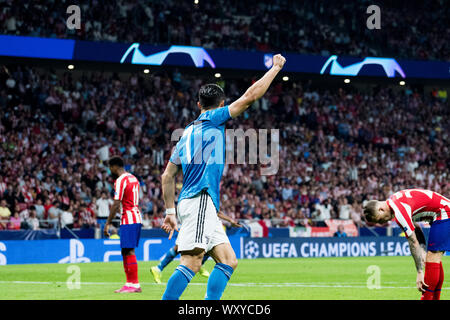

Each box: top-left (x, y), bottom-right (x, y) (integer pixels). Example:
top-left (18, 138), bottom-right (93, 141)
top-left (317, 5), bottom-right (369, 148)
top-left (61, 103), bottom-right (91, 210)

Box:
top-left (364, 189), bottom-right (450, 300)
top-left (104, 156), bottom-right (143, 293)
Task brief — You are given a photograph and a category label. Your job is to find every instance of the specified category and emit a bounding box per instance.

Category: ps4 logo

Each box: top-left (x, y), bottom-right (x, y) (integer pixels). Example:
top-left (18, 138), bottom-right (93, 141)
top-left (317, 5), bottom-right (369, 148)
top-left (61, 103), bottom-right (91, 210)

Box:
top-left (120, 43), bottom-right (216, 68)
top-left (320, 55), bottom-right (405, 78)
top-left (58, 239), bottom-right (91, 264)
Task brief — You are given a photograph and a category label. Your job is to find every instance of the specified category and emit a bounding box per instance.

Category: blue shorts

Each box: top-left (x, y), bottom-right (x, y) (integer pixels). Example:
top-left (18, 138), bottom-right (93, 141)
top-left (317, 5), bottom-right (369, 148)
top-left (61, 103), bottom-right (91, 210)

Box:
top-left (120, 223), bottom-right (142, 249)
top-left (427, 219), bottom-right (450, 251)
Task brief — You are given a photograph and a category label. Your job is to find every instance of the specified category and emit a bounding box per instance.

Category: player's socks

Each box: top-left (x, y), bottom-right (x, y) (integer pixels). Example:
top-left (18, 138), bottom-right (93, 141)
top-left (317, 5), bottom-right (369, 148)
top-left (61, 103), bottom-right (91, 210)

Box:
top-left (157, 247), bottom-right (178, 272)
top-left (162, 265), bottom-right (195, 300)
top-left (124, 254), bottom-right (139, 285)
top-left (421, 262), bottom-right (441, 300)
top-left (205, 263), bottom-right (234, 300)
top-left (433, 262), bottom-right (444, 300)
top-left (123, 258), bottom-right (131, 283)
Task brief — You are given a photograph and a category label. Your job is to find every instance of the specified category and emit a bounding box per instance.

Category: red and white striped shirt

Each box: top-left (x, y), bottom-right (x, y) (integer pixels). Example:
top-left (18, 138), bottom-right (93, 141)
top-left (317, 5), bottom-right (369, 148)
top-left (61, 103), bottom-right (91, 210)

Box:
top-left (387, 189), bottom-right (450, 237)
top-left (114, 172), bottom-right (142, 225)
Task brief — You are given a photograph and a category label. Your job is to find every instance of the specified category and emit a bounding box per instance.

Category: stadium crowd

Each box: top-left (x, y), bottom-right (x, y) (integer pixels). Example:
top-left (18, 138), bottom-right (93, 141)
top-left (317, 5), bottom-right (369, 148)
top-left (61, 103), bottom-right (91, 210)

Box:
top-left (0, 65), bottom-right (448, 231)
top-left (0, 0), bottom-right (448, 61)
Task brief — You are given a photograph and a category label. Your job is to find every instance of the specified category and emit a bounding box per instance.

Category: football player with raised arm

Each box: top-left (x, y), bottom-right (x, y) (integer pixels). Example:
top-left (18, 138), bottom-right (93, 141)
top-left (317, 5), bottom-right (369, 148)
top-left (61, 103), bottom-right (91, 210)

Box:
top-left (160, 54), bottom-right (286, 300)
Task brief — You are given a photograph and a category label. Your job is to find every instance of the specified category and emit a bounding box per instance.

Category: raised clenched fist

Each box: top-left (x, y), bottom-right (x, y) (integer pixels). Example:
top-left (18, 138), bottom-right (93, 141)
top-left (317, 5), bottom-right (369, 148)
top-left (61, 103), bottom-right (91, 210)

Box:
top-left (272, 54), bottom-right (286, 69)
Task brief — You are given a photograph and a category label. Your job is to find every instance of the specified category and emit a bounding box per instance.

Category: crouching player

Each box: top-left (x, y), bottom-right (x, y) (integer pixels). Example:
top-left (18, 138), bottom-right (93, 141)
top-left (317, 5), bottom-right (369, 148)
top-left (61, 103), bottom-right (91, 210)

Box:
top-left (104, 156), bottom-right (143, 293)
top-left (363, 189), bottom-right (449, 300)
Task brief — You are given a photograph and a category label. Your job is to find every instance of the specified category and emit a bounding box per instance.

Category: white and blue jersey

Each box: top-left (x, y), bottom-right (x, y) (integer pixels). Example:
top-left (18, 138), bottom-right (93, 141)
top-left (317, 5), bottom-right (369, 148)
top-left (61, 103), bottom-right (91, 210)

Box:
top-left (170, 105), bottom-right (231, 212)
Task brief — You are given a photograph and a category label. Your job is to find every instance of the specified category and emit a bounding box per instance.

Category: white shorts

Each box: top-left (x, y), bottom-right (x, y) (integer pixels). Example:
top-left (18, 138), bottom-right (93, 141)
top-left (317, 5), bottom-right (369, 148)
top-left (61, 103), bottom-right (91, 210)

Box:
top-left (176, 191), bottom-right (230, 252)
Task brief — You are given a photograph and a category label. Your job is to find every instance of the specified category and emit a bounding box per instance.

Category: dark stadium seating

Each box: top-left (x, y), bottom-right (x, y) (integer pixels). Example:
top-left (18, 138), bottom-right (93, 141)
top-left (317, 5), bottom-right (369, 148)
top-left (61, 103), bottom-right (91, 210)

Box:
top-left (0, 0), bottom-right (448, 60)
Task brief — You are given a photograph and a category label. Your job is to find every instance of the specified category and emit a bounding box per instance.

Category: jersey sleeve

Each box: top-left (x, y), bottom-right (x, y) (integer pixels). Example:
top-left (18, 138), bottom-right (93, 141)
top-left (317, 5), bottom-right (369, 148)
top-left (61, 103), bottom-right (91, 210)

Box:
top-left (169, 144), bottom-right (181, 165)
top-left (387, 198), bottom-right (415, 237)
top-left (114, 177), bottom-right (126, 201)
top-left (209, 105), bottom-right (231, 126)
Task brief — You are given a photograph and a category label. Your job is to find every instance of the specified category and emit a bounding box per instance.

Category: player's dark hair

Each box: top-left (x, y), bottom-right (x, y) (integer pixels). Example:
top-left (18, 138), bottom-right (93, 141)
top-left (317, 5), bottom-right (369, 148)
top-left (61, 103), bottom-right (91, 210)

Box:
top-left (108, 156), bottom-right (124, 168)
top-left (198, 84), bottom-right (225, 110)
top-left (363, 200), bottom-right (379, 222)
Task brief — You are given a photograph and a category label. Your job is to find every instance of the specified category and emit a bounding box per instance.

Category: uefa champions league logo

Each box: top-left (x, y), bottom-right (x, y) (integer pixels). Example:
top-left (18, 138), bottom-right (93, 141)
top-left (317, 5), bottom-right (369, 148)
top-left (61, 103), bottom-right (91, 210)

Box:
top-left (320, 55), bottom-right (406, 78)
top-left (244, 241), bottom-right (260, 259)
top-left (120, 43), bottom-right (216, 68)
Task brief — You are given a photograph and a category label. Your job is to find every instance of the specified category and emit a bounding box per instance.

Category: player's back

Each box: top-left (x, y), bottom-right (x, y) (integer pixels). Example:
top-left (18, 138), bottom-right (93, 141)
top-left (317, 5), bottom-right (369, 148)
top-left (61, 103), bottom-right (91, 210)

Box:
top-left (170, 105), bottom-right (231, 211)
top-left (114, 172), bottom-right (141, 225)
top-left (389, 188), bottom-right (450, 222)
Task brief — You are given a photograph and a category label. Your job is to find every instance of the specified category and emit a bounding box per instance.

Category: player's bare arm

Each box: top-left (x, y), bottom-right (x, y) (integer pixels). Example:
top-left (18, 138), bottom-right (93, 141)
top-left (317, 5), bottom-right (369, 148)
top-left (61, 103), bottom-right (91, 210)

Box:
top-left (407, 231), bottom-right (428, 292)
top-left (218, 211), bottom-right (242, 228)
top-left (228, 54), bottom-right (286, 118)
top-left (104, 200), bottom-right (121, 237)
top-left (161, 161), bottom-right (181, 239)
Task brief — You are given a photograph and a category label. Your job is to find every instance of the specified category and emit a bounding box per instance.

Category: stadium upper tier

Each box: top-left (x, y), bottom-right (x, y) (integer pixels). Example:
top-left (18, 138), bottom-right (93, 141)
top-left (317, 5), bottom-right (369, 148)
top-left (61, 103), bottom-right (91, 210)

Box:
top-left (0, 0), bottom-right (448, 61)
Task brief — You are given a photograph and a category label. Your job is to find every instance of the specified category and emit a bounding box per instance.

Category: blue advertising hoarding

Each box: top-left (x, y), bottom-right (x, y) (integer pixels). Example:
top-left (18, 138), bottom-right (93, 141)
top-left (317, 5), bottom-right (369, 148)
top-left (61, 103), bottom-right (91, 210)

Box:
top-left (0, 236), bottom-right (415, 265)
top-left (0, 35), bottom-right (74, 60)
top-left (0, 238), bottom-right (176, 265)
top-left (0, 35), bottom-right (448, 80)
top-left (240, 237), bottom-right (411, 259)
top-left (0, 236), bottom-right (240, 265)
top-left (74, 41), bottom-right (450, 79)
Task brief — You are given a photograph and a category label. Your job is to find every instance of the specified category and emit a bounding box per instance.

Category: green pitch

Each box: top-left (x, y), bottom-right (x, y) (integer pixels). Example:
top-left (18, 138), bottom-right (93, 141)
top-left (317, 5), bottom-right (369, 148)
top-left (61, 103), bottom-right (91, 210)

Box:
top-left (0, 256), bottom-right (449, 300)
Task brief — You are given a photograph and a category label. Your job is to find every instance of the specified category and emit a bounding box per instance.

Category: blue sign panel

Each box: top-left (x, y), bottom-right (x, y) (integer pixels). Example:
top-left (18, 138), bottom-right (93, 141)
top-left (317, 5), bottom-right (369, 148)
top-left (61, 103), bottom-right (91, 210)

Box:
top-left (0, 236), bottom-right (447, 265)
top-left (0, 238), bottom-right (176, 265)
top-left (0, 35), bottom-right (74, 60)
top-left (0, 236), bottom-right (242, 265)
top-left (0, 36), bottom-right (449, 79)
top-left (240, 237), bottom-right (411, 259)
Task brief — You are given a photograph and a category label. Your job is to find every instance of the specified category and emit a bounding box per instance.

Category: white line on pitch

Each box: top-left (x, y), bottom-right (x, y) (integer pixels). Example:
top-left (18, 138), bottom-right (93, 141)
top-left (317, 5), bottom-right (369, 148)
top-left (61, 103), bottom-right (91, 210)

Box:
top-left (0, 280), bottom-right (447, 290)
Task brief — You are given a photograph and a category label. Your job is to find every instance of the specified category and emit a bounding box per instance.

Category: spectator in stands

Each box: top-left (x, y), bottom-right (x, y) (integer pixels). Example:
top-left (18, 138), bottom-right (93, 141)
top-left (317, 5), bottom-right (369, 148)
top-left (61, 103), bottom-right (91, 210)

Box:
top-left (351, 203), bottom-right (364, 228)
top-left (18, 204), bottom-right (29, 221)
top-left (26, 207), bottom-right (39, 230)
top-left (77, 204), bottom-right (97, 229)
top-left (60, 209), bottom-right (74, 229)
top-left (142, 213), bottom-right (152, 229)
top-left (334, 225), bottom-right (347, 237)
top-left (34, 199), bottom-right (45, 221)
top-left (0, 199), bottom-right (11, 229)
top-left (96, 191), bottom-right (113, 219)
top-left (0, 0), bottom-right (448, 61)
top-left (313, 198), bottom-right (333, 221)
top-left (0, 65), bottom-right (448, 232)
top-left (47, 201), bottom-right (60, 229)
top-left (7, 211), bottom-right (21, 230)
top-left (152, 212), bottom-right (164, 228)
top-left (109, 226), bottom-right (120, 239)
top-left (338, 197), bottom-right (351, 220)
